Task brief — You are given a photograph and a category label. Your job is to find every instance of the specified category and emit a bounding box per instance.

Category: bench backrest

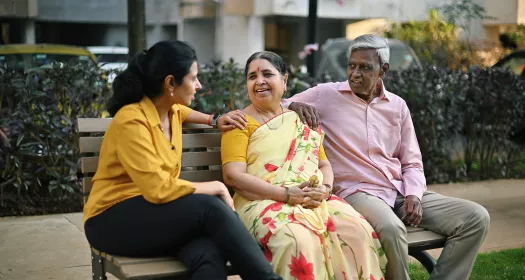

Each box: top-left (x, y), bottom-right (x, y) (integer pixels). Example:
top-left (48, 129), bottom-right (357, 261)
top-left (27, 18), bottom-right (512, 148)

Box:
top-left (77, 118), bottom-right (223, 204)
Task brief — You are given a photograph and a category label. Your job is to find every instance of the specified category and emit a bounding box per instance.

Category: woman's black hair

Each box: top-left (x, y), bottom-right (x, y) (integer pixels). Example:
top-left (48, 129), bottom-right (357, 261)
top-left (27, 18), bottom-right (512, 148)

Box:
top-left (107, 40), bottom-right (197, 116)
top-left (244, 51), bottom-right (288, 78)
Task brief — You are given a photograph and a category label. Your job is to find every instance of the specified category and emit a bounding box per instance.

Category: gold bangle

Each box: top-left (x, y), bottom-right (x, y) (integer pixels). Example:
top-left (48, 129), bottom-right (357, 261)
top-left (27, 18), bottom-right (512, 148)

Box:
top-left (323, 184), bottom-right (333, 198)
top-left (284, 187), bottom-right (290, 204)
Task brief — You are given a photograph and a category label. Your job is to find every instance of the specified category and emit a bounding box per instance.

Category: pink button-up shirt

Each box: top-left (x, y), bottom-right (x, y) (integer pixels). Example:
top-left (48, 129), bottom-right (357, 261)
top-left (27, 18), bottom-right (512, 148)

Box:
top-left (285, 80), bottom-right (426, 207)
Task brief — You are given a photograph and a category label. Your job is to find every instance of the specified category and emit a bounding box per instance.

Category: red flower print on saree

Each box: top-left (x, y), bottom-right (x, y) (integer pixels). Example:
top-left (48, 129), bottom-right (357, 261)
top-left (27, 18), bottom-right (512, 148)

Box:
top-left (288, 253), bottom-right (315, 280)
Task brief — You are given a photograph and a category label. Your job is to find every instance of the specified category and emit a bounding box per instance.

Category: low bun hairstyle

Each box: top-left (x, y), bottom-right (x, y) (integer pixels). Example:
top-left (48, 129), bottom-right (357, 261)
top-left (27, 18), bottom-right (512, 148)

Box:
top-left (107, 40), bottom-right (198, 116)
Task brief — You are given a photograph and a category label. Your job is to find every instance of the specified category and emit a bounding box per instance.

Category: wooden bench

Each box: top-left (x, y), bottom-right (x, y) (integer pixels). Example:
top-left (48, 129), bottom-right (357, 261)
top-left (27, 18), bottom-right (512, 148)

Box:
top-left (78, 117), bottom-right (447, 280)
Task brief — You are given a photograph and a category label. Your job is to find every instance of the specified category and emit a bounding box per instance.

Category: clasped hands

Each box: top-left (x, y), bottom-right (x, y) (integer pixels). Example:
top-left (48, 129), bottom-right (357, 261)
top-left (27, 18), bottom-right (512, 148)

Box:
top-left (285, 176), bottom-right (331, 209)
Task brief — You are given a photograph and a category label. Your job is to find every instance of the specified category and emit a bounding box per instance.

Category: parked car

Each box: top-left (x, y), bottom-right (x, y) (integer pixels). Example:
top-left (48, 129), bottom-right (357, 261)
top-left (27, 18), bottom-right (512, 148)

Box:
top-left (87, 46), bottom-right (128, 83)
top-left (0, 44), bottom-right (98, 71)
top-left (87, 46), bottom-right (128, 70)
top-left (492, 50), bottom-right (525, 79)
top-left (316, 38), bottom-right (422, 81)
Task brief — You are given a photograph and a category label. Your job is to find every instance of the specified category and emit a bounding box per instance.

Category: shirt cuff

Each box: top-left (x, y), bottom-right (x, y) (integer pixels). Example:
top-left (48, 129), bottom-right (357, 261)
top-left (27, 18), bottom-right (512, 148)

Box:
top-left (404, 185), bottom-right (425, 201)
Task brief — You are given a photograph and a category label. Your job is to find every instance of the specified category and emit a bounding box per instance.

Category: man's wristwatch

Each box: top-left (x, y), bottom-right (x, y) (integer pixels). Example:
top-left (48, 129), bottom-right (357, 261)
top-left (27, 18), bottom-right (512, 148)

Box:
top-left (210, 114), bottom-right (221, 128)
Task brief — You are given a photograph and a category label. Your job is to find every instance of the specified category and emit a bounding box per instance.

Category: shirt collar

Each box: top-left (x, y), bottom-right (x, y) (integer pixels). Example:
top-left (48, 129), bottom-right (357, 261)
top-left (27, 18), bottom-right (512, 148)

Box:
top-left (338, 79), bottom-right (391, 102)
top-left (139, 96), bottom-right (179, 128)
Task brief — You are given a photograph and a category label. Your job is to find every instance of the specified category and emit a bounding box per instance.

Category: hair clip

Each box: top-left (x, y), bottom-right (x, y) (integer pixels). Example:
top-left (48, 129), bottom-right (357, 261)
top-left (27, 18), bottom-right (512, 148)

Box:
top-left (142, 48), bottom-right (148, 54)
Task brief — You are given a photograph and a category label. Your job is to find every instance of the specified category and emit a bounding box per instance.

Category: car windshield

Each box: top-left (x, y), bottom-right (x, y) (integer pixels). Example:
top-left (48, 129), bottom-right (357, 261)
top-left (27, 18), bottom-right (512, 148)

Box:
top-left (0, 53), bottom-right (95, 70)
top-left (319, 40), bottom-right (419, 81)
top-left (95, 53), bottom-right (129, 64)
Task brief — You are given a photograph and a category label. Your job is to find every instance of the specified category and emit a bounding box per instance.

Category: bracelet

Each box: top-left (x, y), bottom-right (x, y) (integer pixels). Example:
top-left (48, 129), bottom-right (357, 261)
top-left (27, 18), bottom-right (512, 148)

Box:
top-left (207, 114), bottom-right (214, 126)
top-left (323, 183), bottom-right (333, 199)
top-left (284, 187), bottom-right (290, 204)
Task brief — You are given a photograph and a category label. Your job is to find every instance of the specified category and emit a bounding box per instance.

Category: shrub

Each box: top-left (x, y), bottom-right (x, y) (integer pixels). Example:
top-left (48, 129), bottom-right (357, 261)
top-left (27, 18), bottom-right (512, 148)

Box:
top-left (1, 61), bottom-right (524, 215)
top-left (191, 59), bottom-right (248, 114)
top-left (0, 64), bottom-right (111, 207)
top-left (384, 66), bottom-right (525, 183)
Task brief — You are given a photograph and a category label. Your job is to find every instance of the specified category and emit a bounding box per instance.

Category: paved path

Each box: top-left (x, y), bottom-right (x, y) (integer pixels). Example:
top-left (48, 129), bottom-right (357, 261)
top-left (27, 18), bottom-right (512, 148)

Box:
top-left (1, 179), bottom-right (524, 280)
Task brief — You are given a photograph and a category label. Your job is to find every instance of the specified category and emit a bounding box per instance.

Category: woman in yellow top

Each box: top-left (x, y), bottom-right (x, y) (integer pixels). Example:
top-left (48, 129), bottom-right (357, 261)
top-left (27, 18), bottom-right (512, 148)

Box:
top-left (83, 41), bottom-right (281, 280)
top-left (221, 51), bottom-right (387, 280)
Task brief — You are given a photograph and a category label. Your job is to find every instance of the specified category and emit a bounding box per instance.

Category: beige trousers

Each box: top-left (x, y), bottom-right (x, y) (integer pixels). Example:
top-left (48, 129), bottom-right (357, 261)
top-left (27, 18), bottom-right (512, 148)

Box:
top-left (345, 191), bottom-right (490, 280)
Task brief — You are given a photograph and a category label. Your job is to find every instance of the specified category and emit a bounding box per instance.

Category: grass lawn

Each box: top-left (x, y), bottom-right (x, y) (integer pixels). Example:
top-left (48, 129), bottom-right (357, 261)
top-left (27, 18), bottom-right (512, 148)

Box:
top-left (409, 247), bottom-right (525, 280)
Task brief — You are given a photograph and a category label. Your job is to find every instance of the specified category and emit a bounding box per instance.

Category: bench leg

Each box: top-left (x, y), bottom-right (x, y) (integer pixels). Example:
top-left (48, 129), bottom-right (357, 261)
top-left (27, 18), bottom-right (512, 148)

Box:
top-left (410, 250), bottom-right (436, 274)
top-left (91, 251), bottom-right (107, 280)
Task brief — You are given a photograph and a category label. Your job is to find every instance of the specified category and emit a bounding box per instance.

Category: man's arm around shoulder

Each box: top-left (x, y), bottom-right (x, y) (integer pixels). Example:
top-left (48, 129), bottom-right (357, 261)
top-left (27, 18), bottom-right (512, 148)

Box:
top-left (282, 85), bottom-right (321, 128)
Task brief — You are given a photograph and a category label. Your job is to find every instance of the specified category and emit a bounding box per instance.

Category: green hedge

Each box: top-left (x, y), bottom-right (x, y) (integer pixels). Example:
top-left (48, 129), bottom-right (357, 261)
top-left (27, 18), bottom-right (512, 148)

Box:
top-left (384, 66), bottom-right (525, 183)
top-left (0, 62), bottom-right (524, 210)
top-left (0, 64), bottom-right (111, 203)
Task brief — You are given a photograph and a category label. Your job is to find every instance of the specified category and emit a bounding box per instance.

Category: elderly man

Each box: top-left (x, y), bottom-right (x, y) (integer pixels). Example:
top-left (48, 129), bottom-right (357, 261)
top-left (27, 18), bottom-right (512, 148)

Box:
top-left (285, 34), bottom-right (490, 280)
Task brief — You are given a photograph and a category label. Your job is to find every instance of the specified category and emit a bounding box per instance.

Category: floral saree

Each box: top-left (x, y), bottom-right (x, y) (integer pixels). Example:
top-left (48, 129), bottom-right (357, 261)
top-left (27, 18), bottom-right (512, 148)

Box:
top-left (234, 112), bottom-right (387, 280)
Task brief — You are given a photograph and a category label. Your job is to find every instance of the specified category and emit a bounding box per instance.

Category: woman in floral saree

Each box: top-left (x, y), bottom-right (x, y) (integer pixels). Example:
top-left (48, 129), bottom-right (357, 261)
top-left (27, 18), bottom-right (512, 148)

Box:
top-left (221, 51), bottom-right (387, 280)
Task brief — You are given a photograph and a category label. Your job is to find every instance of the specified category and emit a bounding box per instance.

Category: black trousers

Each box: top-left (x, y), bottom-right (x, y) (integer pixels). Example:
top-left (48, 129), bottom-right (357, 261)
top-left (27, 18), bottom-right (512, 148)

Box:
top-left (85, 194), bottom-right (281, 280)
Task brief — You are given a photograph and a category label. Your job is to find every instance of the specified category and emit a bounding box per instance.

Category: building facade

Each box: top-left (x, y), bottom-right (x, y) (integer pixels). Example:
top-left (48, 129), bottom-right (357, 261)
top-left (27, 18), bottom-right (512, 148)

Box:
top-left (0, 0), bottom-right (179, 47)
top-left (179, 0), bottom-right (525, 67)
top-left (2, 0), bottom-right (524, 67)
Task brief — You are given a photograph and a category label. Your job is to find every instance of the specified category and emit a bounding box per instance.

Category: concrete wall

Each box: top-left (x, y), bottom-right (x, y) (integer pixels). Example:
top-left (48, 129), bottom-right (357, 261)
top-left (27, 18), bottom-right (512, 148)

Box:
top-left (37, 0), bottom-right (180, 24)
top-left (253, 0), bottom-right (448, 21)
top-left (484, 0), bottom-right (519, 25)
top-left (216, 15), bottom-right (265, 64)
top-left (180, 18), bottom-right (216, 63)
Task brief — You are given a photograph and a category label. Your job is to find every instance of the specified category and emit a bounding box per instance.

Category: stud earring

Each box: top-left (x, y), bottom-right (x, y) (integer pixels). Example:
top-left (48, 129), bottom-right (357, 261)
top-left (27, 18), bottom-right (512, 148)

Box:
top-left (170, 89), bottom-right (174, 97)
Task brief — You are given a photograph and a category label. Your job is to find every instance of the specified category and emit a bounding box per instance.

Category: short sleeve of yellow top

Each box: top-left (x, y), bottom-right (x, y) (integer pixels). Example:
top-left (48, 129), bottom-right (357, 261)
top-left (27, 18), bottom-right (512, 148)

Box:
top-left (83, 97), bottom-right (195, 224)
top-left (221, 114), bottom-right (328, 165)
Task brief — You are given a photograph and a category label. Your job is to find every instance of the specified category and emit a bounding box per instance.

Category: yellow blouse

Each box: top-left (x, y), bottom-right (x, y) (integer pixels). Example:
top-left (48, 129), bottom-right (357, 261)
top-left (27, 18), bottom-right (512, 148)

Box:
top-left (221, 114), bottom-right (327, 165)
top-left (83, 97), bottom-right (195, 223)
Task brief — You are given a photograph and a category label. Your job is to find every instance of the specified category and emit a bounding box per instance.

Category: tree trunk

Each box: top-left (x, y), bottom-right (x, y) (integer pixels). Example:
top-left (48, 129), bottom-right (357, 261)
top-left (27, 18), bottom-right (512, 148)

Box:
top-left (127, 0), bottom-right (146, 59)
top-left (306, 0), bottom-right (318, 76)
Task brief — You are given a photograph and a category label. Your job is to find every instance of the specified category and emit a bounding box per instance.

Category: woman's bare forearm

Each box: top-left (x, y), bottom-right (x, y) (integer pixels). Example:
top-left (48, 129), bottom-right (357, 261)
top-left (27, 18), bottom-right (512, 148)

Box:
top-left (319, 160), bottom-right (334, 186)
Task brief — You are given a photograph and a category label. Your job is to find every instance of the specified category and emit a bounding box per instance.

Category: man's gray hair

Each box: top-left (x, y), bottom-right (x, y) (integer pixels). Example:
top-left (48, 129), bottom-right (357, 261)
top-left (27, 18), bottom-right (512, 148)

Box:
top-left (348, 34), bottom-right (390, 66)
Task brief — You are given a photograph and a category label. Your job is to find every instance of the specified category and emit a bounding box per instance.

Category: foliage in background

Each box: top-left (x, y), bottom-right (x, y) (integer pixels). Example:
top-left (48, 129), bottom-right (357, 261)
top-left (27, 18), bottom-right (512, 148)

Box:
top-left (0, 64), bottom-right (111, 209)
top-left (435, 0), bottom-right (495, 32)
top-left (385, 1), bottom-right (505, 69)
top-left (385, 10), bottom-right (475, 69)
top-left (499, 24), bottom-right (525, 50)
top-left (1, 61), bottom-right (524, 215)
top-left (385, 66), bottom-right (525, 183)
top-left (191, 59), bottom-right (248, 114)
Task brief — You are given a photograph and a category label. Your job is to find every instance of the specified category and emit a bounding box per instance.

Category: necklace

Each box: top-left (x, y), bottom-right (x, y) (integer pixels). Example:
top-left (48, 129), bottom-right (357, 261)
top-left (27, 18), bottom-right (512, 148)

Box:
top-left (253, 104), bottom-right (284, 130)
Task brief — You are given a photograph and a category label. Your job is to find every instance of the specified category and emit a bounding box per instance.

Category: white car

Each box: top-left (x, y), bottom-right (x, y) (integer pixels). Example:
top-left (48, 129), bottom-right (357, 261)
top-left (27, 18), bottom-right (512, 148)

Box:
top-left (87, 46), bottom-right (129, 82)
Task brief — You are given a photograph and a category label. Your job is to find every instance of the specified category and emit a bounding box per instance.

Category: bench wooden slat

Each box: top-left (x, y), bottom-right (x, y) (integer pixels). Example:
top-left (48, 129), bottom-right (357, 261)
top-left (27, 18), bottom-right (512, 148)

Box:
top-left (118, 260), bottom-right (189, 279)
top-left (81, 152), bottom-right (222, 173)
top-left (83, 177), bottom-right (92, 194)
top-left (81, 157), bottom-right (98, 173)
top-left (79, 137), bottom-right (104, 153)
top-left (92, 248), bottom-right (233, 279)
top-left (77, 118), bottom-right (216, 134)
top-left (407, 229), bottom-right (447, 247)
top-left (82, 170), bottom-right (222, 195)
top-left (182, 133), bottom-right (221, 148)
top-left (77, 118), bottom-right (112, 133)
top-left (406, 226), bottom-right (425, 233)
top-left (182, 152), bottom-right (222, 167)
top-left (79, 134), bottom-right (221, 154)
top-left (180, 170), bottom-right (223, 182)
